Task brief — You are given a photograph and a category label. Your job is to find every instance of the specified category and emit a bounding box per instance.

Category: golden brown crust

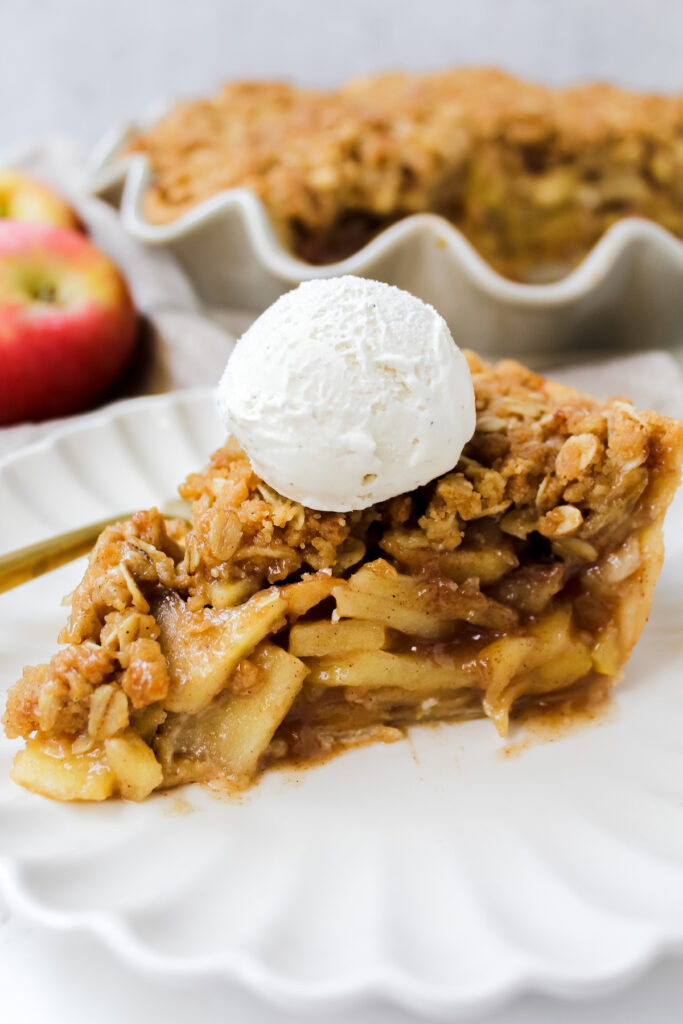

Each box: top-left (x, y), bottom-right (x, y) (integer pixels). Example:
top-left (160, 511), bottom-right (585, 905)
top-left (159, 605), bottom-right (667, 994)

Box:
top-left (128, 69), bottom-right (683, 279)
top-left (119, 638), bottom-right (170, 709)
top-left (4, 644), bottom-right (115, 740)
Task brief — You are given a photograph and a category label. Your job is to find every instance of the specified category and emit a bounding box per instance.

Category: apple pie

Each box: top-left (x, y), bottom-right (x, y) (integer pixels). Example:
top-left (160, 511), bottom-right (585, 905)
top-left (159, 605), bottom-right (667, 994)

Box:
top-left (4, 352), bottom-right (683, 801)
top-left (128, 69), bottom-right (683, 281)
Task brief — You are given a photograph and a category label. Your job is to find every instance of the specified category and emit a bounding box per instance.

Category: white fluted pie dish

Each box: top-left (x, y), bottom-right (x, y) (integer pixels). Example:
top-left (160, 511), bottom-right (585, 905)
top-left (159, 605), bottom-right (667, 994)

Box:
top-left (89, 116), bottom-right (683, 361)
top-left (1, 390), bottom-right (683, 1017)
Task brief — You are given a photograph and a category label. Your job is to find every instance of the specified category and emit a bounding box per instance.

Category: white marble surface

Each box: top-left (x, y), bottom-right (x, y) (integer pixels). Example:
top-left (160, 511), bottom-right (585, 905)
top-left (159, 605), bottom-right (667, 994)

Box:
top-left (1, 1), bottom-right (683, 1021)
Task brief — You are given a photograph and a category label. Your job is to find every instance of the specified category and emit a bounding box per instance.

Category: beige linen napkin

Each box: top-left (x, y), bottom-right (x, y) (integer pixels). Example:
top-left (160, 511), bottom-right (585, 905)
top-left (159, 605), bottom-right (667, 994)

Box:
top-left (550, 350), bottom-right (683, 419)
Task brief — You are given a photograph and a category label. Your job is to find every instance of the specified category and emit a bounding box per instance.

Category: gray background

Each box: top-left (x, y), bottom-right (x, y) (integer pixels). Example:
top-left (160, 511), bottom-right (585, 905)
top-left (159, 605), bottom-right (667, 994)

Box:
top-left (2, 0), bottom-right (683, 145)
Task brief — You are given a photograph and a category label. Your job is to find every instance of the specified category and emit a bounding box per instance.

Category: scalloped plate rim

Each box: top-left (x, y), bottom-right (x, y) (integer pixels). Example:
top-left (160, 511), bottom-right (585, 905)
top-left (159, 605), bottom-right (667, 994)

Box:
top-left (2, 853), bottom-right (682, 1018)
top-left (0, 388), bottom-right (214, 500)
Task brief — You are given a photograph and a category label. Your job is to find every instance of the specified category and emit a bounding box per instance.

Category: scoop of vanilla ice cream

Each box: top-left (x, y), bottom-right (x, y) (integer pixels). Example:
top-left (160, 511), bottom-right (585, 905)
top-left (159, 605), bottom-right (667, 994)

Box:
top-left (217, 276), bottom-right (476, 512)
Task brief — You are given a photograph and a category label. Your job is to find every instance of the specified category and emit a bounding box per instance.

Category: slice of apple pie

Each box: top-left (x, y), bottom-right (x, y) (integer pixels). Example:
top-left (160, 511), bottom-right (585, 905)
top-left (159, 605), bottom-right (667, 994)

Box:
top-left (4, 352), bottom-right (683, 801)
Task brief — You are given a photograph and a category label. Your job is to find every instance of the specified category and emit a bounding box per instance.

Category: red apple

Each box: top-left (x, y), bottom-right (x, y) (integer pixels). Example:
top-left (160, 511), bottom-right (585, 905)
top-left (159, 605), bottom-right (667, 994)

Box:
top-left (0, 170), bottom-right (82, 231)
top-left (0, 221), bottom-right (138, 425)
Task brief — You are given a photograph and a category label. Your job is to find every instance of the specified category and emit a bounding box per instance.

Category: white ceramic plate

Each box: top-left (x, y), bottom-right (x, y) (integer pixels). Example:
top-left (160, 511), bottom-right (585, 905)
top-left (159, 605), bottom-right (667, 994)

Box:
top-left (1, 391), bottom-right (683, 1018)
top-left (88, 115), bottom-right (683, 361)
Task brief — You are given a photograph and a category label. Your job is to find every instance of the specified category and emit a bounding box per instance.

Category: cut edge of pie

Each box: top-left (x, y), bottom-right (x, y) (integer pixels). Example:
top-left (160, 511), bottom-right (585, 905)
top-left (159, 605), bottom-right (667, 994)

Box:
top-left (4, 351), bottom-right (683, 801)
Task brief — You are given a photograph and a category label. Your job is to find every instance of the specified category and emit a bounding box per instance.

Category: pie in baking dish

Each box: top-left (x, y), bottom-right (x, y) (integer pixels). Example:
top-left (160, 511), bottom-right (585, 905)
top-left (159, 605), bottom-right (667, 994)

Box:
top-left (4, 352), bottom-right (683, 801)
top-left (128, 69), bottom-right (683, 281)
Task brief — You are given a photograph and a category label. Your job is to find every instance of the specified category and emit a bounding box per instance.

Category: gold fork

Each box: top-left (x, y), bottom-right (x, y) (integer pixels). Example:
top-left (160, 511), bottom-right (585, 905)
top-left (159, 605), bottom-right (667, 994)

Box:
top-left (0, 499), bottom-right (191, 595)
